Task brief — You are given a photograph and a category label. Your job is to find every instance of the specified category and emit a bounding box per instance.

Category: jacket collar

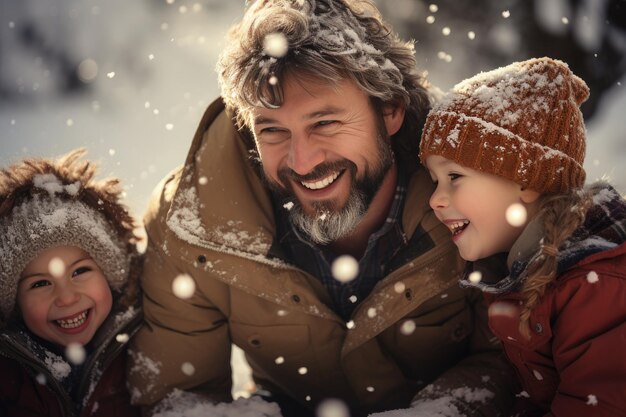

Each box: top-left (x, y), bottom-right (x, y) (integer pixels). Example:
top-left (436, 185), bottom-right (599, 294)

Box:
top-left (164, 98), bottom-right (436, 263)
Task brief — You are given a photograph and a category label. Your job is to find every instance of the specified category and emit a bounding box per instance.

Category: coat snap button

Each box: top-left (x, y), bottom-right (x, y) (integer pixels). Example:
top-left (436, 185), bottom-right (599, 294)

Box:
top-left (451, 324), bottom-right (466, 341)
top-left (197, 255), bottom-right (207, 264)
top-left (292, 294), bottom-right (301, 303)
top-left (534, 323), bottom-right (543, 333)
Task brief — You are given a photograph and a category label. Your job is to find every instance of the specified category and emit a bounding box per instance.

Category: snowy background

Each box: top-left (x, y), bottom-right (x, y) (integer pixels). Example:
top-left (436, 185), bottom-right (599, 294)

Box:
top-left (0, 0), bottom-right (625, 415)
top-left (1, 0), bottom-right (624, 218)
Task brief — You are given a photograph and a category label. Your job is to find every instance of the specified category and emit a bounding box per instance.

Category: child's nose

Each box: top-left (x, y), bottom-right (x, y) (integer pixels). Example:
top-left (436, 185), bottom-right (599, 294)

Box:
top-left (430, 187), bottom-right (449, 210)
top-left (54, 285), bottom-right (80, 307)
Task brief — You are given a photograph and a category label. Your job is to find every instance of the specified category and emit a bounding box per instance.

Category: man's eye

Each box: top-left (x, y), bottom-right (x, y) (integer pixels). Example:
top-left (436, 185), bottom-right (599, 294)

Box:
top-left (316, 120), bottom-right (337, 128)
top-left (72, 266), bottom-right (92, 277)
top-left (258, 128), bottom-right (289, 144)
top-left (31, 280), bottom-right (51, 289)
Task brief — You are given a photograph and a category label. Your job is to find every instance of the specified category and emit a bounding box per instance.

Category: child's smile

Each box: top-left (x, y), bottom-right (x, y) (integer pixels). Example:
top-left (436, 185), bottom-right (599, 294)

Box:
top-left (18, 246), bottom-right (112, 347)
top-left (426, 155), bottom-right (540, 261)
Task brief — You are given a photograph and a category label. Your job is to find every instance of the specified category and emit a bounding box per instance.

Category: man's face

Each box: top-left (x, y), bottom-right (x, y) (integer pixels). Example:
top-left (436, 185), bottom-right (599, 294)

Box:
top-left (251, 76), bottom-right (399, 244)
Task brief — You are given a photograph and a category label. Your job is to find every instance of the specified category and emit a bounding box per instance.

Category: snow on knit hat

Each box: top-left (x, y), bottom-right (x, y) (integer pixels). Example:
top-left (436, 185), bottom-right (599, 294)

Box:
top-left (419, 57), bottom-right (589, 194)
top-left (0, 149), bottom-right (136, 322)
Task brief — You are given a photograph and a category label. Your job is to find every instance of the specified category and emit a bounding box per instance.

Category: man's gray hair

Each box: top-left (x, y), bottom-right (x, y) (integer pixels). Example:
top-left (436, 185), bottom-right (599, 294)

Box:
top-left (217, 0), bottom-right (431, 140)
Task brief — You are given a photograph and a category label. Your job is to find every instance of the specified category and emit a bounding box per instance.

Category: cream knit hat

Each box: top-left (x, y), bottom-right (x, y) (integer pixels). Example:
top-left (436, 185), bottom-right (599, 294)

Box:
top-left (419, 57), bottom-right (589, 194)
top-left (0, 150), bottom-right (136, 322)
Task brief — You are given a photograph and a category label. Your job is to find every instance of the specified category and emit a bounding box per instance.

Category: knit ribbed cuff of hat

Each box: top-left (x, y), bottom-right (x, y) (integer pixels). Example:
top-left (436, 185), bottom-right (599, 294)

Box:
top-left (419, 110), bottom-right (586, 194)
top-left (0, 195), bottom-right (131, 319)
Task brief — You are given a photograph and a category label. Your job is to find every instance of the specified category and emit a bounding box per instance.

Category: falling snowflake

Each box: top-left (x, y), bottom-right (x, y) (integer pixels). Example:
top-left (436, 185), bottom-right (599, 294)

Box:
top-left (331, 255), bottom-right (359, 283)
top-left (468, 271), bottom-right (482, 284)
top-left (48, 257), bottom-right (66, 278)
top-left (400, 320), bottom-right (416, 335)
top-left (586, 394), bottom-right (598, 406)
top-left (116, 333), bottom-right (130, 343)
top-left (172, 274), bottom-right (196, 299)
top-left (506, 203), bottom-right (527, 226)
top-left (263, 33), bottom-right (289, 58)
top-left (181, 362), bottom-right (195, 376)
top-left (586, 271), bottom-right (599, 283)
top-left (66, 343), bottom-right (86, 365)
top-left (317, 398), bottom-right (350, 417)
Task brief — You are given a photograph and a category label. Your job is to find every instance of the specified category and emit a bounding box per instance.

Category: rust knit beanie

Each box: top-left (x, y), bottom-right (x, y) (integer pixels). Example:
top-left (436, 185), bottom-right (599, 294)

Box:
top-left (419, 57), bottom-right (589, 194)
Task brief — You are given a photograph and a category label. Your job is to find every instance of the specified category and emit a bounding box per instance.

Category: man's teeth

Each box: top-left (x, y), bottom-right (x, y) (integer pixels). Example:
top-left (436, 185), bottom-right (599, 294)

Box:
top-left (301, 172), bottom-right (340, 190)
top-left (449, 220), bottom-right (470, 234)
top-left (56, 311), bottom-right (88, 329)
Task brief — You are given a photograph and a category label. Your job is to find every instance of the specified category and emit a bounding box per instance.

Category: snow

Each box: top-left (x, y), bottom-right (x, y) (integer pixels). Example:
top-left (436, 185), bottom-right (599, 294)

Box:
top-left (586, 271), bottom-right (599, 283)
top-left (44, 351), bottom-right (71, 380)
top-left (586, 394), bottom-right (598, 406)
top-left (369, 386), bottom-right (494, 417)
top-left (151, 390), bottom-right (282, 417)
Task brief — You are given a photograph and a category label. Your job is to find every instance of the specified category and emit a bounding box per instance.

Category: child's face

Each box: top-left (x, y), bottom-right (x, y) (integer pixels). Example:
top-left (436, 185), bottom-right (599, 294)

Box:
top-left (17, 245), bottom-right (113, 347)
top-left (426, 155), bottom-right (540, 261)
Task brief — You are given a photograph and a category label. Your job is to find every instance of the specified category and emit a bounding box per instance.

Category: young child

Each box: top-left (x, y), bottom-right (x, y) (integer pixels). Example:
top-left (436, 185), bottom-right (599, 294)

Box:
top-left (0, 149), bottom-right (142, 417)
top-left (419, 57), bottom-right (626, 416)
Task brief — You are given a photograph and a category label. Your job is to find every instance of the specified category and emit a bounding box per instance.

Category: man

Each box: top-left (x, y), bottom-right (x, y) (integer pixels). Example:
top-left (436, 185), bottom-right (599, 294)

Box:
top-left (128, 1), bottom-right (516, 416)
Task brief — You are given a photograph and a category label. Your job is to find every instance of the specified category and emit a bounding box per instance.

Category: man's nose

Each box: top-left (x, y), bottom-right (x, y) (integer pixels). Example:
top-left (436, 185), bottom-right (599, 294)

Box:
top-left (286, 134), bottom-right (325, 176)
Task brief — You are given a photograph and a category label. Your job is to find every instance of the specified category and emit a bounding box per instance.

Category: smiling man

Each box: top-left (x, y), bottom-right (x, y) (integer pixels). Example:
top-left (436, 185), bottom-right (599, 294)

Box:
top-left (128, 1), bottom-right (516, 416)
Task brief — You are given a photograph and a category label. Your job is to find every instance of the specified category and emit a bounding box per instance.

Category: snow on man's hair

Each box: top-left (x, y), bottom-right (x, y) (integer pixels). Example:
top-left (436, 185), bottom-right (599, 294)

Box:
top-left (216, 0), bottom-right (431, 138)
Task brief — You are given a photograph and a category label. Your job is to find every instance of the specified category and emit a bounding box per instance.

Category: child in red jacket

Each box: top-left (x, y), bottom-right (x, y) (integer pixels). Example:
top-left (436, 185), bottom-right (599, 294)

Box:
top-left (419, 57), bottom-right (626, 416)
top-left (0, 149), bottom-right (142, 417)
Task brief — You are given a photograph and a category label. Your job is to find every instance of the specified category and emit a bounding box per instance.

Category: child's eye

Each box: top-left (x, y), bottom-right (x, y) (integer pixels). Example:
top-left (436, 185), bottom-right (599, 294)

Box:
top-left (72, 266), bottom-right (92, 277)
top-left (31, 280), bottom-right (51, 289)
top-left (449, 173), bottom-right (463, 181)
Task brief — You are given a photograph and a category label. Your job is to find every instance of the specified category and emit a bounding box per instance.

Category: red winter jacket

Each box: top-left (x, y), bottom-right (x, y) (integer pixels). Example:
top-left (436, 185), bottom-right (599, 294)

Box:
top-left (0, 301), bottom-right (142, 417)
top-left (0, 351), bottom-right (139, 417)
top-left (487, 243), bottom-right (626, 417)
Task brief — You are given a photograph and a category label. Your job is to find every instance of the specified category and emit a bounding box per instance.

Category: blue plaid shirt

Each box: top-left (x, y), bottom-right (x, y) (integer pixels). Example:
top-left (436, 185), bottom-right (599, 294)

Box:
top-left (275, 175), bottom-right (408, 321)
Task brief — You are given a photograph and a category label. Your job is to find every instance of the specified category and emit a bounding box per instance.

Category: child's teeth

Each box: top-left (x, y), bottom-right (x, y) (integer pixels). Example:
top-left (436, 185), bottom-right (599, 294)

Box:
top-left (56, 311), bottom-right (88, 329)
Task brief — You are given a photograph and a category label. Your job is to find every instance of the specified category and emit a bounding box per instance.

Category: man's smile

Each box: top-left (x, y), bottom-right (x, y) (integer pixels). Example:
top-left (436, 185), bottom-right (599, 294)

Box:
top-left (300, 171), bottom-right (342, 190)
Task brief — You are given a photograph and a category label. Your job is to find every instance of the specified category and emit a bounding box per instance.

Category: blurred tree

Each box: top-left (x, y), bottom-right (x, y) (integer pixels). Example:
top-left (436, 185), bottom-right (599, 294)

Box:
top-left (378, 0), bottom-right (626, 119)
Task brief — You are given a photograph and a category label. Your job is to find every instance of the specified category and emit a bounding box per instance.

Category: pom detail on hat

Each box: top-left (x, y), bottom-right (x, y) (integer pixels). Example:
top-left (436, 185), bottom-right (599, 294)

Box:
top-left (419, 57), bottom-right (589, 194)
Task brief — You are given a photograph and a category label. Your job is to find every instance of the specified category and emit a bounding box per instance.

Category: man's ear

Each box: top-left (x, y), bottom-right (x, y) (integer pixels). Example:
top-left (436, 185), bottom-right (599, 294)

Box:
top-left (520, 188), bottom-right (541, 204)
top-left (382, 103), bottom-right (405, 136)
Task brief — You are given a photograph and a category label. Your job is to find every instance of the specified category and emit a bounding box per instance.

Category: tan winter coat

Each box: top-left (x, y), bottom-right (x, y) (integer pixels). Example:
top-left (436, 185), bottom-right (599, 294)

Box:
top-left (128, 99), bottom-right (516, 416)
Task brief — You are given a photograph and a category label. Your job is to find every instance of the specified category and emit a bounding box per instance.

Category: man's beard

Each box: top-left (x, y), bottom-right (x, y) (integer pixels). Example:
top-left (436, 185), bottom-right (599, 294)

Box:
top-left (266, 134), bottom-right (394, 245)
